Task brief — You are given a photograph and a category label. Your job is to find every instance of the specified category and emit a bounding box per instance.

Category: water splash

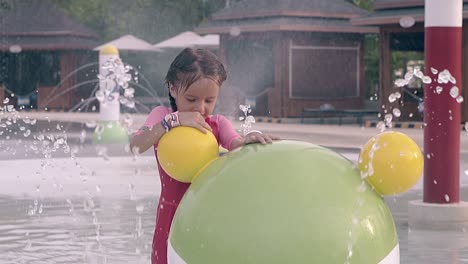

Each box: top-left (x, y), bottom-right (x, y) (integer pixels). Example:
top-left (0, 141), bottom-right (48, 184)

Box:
top-left (239, 104), bottom-right (255, 136)
top-left (98, 57), bottom-right (135, 109)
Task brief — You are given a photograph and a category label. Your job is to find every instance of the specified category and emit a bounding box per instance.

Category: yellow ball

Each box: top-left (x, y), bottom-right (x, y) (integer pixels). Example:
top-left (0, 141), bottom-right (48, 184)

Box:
top-left (157, 126), bottom-right (219, 183)
top-left (358, 131), bottom-right (423, 195)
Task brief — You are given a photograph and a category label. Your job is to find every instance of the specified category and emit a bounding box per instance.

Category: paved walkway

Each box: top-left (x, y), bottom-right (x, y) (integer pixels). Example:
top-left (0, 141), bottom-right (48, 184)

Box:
top-left (16, 111), bottom-right (468, 152)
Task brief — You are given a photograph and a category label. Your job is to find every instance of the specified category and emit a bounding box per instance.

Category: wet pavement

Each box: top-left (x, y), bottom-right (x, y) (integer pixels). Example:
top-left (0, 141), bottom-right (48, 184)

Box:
top-left (1, 112), bottom-right (468, 263)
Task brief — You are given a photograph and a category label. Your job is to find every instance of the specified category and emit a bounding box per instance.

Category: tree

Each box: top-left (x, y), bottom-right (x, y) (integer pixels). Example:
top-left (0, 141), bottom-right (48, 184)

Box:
top-left (345, 0), bottom-right (374, 11)
top-left (47, 0), bottom-right (230, 42)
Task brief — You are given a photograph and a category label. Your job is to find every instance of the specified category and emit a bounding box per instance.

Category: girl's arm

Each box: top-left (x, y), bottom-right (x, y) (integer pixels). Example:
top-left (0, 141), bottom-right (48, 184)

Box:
top-left (130, 110), bottom-right (212, 154)
top-left (130, 122), bottom-right (167, 154)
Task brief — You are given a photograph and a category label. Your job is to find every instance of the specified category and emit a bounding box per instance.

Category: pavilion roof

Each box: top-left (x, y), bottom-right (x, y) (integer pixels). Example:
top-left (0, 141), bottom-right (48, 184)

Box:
top-left (0, 0), bottom-right (98, 51)
top-left (195, 0), bottom-right (377, 34)
top-left (352, 0), bottom-right (468, 26)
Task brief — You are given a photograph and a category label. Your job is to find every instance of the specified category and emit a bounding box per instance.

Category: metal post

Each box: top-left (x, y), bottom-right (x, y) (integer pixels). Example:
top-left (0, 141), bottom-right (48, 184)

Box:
top-left (423, 0), bottom-right (463, 203)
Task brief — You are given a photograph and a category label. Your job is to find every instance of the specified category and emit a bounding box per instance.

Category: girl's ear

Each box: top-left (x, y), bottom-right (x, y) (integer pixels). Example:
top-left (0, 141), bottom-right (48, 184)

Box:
top-left (169, 84), bottom-right (177, 98)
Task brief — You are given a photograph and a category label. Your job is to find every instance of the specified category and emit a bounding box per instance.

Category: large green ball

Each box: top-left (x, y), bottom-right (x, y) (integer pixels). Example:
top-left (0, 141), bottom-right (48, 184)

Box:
top-left (168, 140), bottom-right (398, 264)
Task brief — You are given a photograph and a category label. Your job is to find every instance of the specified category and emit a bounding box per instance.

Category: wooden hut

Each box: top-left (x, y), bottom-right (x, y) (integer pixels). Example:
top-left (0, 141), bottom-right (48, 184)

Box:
top-left (0, 0), bottom-right (98, 110)
top-left (352, 0), bottom-right (468, 122)
top-left (195, 0), bottom-right (378, 119)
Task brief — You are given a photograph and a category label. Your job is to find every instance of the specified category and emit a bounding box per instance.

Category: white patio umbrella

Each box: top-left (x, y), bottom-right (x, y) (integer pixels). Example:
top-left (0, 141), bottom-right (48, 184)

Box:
top-left (94, 34), bottom-right (161, 52)
top-left (152, 31), bottom-right (204, 50)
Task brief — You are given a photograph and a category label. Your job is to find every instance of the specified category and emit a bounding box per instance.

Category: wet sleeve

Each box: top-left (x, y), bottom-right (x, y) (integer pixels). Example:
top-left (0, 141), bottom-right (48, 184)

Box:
top-left (217, 115), bottom-right (242, 151)
top-left (133, 106), bottom-right (169, 136)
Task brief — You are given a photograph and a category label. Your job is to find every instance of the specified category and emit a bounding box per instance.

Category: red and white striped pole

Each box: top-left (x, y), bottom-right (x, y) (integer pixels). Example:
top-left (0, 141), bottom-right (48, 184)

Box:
top-left (424, 0), bottom-right (463, 203)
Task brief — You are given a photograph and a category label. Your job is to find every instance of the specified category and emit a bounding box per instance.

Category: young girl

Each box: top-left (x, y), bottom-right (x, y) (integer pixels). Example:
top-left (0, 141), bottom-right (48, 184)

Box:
top-left (130, 48), bottom-right (277, 264)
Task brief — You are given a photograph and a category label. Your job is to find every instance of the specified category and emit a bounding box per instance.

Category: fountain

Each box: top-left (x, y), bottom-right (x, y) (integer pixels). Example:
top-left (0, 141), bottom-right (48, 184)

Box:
top-left (92, 45), bottom-right (129, 144)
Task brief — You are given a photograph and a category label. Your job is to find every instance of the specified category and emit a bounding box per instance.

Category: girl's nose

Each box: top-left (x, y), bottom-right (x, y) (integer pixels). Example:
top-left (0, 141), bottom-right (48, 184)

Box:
top-left (194, 102), bottom-right (205, 114)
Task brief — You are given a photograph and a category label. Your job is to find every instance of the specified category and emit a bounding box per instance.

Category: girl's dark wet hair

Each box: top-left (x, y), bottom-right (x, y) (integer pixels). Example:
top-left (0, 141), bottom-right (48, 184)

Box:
top-left (165, 48), bottom-right (227, 111)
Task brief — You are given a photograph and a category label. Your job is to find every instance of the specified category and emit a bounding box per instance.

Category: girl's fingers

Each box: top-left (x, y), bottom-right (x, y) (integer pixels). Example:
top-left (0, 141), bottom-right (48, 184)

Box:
top-left (263, 135), bottom-right (273, 144)
top-left (201, 121), bottom-right (212, 131)
top-left (270, 135), bottom-right (280, 140)
top-left (194, 124), bottom-right (208, 133)
top-left (258, 135), bottom-right (267, 144)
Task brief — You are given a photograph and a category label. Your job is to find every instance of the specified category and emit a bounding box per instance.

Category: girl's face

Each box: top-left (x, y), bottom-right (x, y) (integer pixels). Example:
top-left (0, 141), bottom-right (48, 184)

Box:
top-left (170, 77), bottom-right (220, 118)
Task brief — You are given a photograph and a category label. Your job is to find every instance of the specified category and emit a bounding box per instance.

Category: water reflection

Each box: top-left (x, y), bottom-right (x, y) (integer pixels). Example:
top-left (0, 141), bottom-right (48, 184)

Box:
top-left (0, 195), bottom-right (157, 264)
top-left (405, 229), bottom-right (468, 263)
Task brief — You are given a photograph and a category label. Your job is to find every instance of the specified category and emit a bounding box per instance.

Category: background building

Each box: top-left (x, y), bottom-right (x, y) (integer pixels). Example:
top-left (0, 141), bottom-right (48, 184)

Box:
top-left (0, 0), bottom-right (98, 110)
top-left (352, 0), bottom-right (468, 122)
top-left (196, 0), bottom-right (378, 118)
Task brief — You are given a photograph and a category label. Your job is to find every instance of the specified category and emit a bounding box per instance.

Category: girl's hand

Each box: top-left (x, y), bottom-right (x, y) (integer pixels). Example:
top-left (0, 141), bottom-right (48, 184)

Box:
top-left (243, 131), bottom-right (279, 145)
top-left (177, 112), bottom-right (212, 133)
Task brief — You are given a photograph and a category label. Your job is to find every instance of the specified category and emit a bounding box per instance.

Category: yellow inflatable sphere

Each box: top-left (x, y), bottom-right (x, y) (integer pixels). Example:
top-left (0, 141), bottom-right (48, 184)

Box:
top-left (358, 131), bottom-right (423, 195)
top-left (157, 127), bottom-right (219, 183)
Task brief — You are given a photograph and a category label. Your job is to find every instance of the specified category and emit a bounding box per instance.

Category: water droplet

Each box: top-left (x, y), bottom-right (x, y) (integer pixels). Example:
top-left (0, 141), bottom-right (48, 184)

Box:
top-left (384, 114), bottom-right (393, 124)
top-left (404, 72), bottom-right (414, 80)
top-left (438, 69), bottom-right (452, 84)
top-left (434, 180), bottom-right (438, 184)
top-left (430, 67), bottom-right (438, 74)
top-left (456, 96), bottom-right (464, 103)
top-left (107, 94), bottom-right (115, 102)
top-left (95, 125), bottom-right (104, 134)
top-left (23, 130), bottom-right (31, 137)
top-left (426, 154), bottom-right (431, 159)
top-left (376, 121), bottom-right (386, 132)
top-left (418, 102), bottom-right (424, 112)
top-left (450, 86), bottom-right (459, 98)
top-left (413, 67), bottom-right (423, 78)
top-left (409, 113), bottom-right (414, 118)
top-left (445, 194), bottom-right (450, 202)
top-left (422, 76), bottom-right (432, 84)
top-left (449, 75), bottom-right (457, 84)
top-left (388, 94), bottom-right (397, 103)
top-left (464, 169), bottom-right (468, 176)
top-left (436, 86), bottom-right (443, 94)
top-left (245, 115), bottom-right (255, 123)
top-left (392, 108), bottom-right (401, 117)
top-left (2, 98), bottom-right (9, 104)
top-left (394, 79), bottom-right (408, 87)
top-left (80, 130), bottom-right (87, 144)
top-left (126, 100), bottom-right (136, 108)
top-left (136, 204), bottom-right (145, 214)
top-left (124, 87), bottom-right (135, 97)
top-left (119, 97), bottom-right (129, 105)
top-left (95, 90), bottom-right (105, 102)
top-left (356, 181), bottom-right (367, 192)
top-left (86, 120), bottom-right (97, 128)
